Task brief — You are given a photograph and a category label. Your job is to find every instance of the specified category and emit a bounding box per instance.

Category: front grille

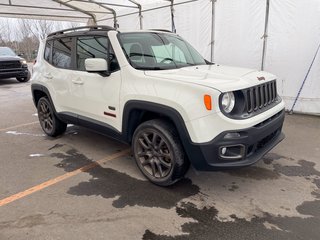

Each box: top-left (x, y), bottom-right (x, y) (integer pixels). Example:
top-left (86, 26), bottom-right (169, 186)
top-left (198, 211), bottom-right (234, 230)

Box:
top-left (0, 61), bottom-right (21, 70)
top-left (245, 80), bottom-right (278, 113)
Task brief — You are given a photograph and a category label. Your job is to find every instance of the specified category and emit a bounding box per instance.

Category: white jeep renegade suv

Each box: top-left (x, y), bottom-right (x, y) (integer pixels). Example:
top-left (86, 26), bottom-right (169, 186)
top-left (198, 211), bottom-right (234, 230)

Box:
top-left (31, 26), bottom-right (285, 186)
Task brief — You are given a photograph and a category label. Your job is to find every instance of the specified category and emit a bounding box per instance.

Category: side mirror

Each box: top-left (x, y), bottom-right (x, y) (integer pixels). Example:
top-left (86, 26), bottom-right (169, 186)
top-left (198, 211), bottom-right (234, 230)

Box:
top-left (85, 58), bottom-right (110, 76)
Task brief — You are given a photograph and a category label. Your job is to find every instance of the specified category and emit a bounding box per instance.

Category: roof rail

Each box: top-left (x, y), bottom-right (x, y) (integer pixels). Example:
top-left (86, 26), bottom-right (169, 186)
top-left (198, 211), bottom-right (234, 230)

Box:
top-left (149, 29), bottom-right (173, 33)
top-left (47, 25), bottom-right (116, 37)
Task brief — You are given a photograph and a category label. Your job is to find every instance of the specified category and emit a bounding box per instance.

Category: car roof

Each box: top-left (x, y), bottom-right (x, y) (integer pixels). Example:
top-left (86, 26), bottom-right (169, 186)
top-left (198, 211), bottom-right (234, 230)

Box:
top-left (46, 25), bottom-right (175, 40)
top-left (120, 29), bottom-right (173, 34)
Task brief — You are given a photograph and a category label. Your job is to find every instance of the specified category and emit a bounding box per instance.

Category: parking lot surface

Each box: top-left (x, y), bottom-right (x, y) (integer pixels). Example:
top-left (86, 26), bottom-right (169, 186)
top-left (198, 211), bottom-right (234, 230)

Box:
top-left (0, 79), bottom-right (320, 240)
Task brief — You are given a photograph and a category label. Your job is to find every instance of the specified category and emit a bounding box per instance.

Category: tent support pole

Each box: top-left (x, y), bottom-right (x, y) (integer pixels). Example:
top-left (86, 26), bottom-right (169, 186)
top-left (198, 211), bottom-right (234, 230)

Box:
top-left (0, 3), bottom-right (111, 14)
top-left (261, 0), bottom-right (270, 71)
top-left (139, 6), bottom-right (143, 29)
top-left (170, 0), bottom-right (176, 33)
top-left (89, 0), bottom-right (117, 28)
top-left (67, 0), bottom-right (137, 9)
top-left (210, 0), bottom-right (216, 62)
top-left (165, 0), bottom-right (176, 32)
top-left (52, 0), bottom-right (97, 24)
top-left (129, 0), bottom-right (143, 29)
top-left (0, 11), bottom-right (89, 20)
top-left (98, 0), bottom-right (198, 23)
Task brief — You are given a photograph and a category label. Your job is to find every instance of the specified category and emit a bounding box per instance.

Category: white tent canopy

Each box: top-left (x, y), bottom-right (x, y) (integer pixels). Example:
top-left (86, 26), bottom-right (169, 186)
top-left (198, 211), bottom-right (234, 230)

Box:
top-left (1, 0), bottom-right (319, 115)
top-left (0, 0), bottom-right (188, 25)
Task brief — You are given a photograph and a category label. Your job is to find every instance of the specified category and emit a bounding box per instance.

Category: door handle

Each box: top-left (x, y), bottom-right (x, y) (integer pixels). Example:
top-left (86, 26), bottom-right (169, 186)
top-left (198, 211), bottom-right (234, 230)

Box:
top-left (72, 79), bottom-right (84, 85)
top-left (44, 73), bottom-right (53, 79)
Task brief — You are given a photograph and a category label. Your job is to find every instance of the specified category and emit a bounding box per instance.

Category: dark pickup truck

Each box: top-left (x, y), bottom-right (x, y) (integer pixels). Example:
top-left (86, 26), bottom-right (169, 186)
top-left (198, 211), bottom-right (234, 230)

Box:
top-left (0, 47), bottom-right (31, 82)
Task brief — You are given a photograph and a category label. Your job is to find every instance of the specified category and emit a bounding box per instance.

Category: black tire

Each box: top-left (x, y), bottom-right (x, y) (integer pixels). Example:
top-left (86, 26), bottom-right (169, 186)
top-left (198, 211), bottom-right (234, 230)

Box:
top-left (132, 119), bottom-right (189, 186)
top-left (16, 71), bottom-right (31, 82)
top-left (37, 97), bottom-right (67, 137)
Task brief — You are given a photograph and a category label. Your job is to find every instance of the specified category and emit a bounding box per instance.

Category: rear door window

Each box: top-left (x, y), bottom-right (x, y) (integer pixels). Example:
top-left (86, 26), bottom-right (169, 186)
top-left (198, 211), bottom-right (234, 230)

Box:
top-left (76, 36), bottom-right (119, 72)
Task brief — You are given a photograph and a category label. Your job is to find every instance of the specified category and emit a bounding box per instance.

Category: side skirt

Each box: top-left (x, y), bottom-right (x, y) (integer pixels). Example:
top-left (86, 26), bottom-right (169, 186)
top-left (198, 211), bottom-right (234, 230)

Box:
top-left (58, 112), bottom-right (127, 144)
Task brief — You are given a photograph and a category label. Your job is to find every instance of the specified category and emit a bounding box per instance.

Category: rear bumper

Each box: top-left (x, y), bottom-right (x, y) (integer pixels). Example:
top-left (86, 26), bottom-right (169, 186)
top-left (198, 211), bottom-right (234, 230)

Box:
top-left (186, 110), bottom-right (285, 171)
top-left (0, 68), bottom-right (29, 79)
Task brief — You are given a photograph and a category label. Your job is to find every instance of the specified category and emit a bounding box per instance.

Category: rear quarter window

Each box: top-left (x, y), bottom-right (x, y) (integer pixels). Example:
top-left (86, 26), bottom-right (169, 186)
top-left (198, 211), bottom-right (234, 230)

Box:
top-left (44, 41), bottom-right (52, 62)
top-left (52, 38), bottom-right (73, 69)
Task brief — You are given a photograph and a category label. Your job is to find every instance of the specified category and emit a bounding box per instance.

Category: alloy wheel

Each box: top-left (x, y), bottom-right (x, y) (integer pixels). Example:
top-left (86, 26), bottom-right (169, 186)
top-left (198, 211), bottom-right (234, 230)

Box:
top-left (38, 100), bottom-right (53, 133)
top-left (135, 130), bottom-right (173, 179)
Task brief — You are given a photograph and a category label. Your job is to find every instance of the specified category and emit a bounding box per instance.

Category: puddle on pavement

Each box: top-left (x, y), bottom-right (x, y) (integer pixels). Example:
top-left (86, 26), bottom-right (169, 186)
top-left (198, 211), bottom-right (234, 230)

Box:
top-left (50, 145), bottom-right (200, 209)
top-left (143, 200), bottom-right (320, 240)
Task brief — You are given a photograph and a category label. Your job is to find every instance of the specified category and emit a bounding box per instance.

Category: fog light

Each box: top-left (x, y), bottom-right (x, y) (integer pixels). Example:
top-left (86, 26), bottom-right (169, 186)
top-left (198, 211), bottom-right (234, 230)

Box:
top-left (219, 144), bottom-right (246, 160)
top-left (221, 147), bottom-right (227, 155)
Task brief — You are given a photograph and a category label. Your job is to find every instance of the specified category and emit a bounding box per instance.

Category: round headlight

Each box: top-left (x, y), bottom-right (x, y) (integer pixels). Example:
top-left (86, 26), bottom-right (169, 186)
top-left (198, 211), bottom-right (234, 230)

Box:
top-left (221, 92), bottom-right (235, 113)
top-left (20, 59), bottom-right (27, 65)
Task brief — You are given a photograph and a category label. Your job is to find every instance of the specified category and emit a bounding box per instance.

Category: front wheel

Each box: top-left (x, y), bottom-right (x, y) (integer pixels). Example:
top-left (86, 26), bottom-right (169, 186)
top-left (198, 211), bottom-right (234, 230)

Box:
top-left (132, 119), bottom-right (189, 186)
top-left (37, 97), bottom-right (67, 137)
top-left (16, 71), bottom-right (31, 82)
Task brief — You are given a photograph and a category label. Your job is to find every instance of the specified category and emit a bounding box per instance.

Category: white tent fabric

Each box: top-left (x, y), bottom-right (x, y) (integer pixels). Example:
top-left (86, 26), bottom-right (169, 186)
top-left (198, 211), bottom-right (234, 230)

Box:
top-left (214, 0), bottom-right (266, 70)
top-left (0, 0), bottom-right (319, 114)
top-left (103, 0), bottom-right (320, 115)
top-left (142, 7), bottom-right (171, 31)
top-left (265, 0), bottom-right (320, 114)
top-left (174, 0), bottom-right (212, 60)
top-left (0, 0), bottom-right (171, 23)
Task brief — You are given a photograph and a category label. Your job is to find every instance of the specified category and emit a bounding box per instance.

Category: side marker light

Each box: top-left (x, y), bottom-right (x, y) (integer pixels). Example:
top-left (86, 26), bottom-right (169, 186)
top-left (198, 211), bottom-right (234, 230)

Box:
top-left (204, 95), bottom-right (212, 110)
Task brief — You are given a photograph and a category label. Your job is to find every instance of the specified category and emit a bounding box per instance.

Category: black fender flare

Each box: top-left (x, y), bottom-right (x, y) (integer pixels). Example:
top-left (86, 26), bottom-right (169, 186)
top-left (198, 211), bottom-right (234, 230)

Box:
top-left (122, 100), bottom-right (191, 142)
top-left (31, 84), bottom-right (63, 121)
top-left (31, 84), bottom-right (53, 107)
top-left (121, 100), bottom-right (202, 161)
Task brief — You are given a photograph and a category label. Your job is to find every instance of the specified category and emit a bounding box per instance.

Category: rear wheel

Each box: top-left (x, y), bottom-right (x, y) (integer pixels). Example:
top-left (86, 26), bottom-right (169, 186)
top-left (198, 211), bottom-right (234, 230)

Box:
top-left (132, 119), bottom-right (189, 186)
top-left (37, 97), bottom-right (67, 137)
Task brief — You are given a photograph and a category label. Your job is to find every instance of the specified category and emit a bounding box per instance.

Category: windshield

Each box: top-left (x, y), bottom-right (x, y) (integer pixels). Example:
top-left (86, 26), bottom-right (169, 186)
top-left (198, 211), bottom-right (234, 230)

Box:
top-left (118, 32), bottom-right (207, 70)
top-left (0, 47), bottom-right (16, 57)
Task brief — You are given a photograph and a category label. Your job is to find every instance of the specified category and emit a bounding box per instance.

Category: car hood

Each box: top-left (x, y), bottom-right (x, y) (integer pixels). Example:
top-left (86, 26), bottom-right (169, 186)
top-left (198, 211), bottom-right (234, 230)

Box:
top-left (0, 56), bottom-right (22, 62)
top-left (144, 64), bottom-right (277, 92)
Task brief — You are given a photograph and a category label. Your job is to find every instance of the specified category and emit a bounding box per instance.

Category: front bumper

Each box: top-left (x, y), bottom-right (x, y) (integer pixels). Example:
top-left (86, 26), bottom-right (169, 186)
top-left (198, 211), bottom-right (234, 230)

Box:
top-left (0, 67), bottom-right (29, 79)
top-left (186, 110), bottom-right (285, 171)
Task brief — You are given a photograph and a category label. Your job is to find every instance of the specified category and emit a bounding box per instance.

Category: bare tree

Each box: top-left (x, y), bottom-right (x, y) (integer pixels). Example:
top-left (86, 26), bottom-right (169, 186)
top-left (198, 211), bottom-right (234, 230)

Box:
top-left (0, 18), bottom-right (82, 61)
top-left (63, 21), bottom-right (81, 29)
top-left (18, 19), bottom-right (81, 39)
top-left (0, 23), bottom-right (5, 45)
top-left (0, 19), bottom-right (13, 44)
top-left (0, 19), bottom-right (21, 52)
top-left (16, 19), bottom-right (39, 60)
top-left (18, 19), bottom-right (55, 40)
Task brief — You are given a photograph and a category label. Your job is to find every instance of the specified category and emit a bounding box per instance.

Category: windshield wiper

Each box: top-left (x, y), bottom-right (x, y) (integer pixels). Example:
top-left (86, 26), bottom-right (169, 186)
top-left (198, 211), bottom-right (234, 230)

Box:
top-left (184, 63), bottom-right (196, 66)
top-left (205, 59), bottom-right (215, 65)
top-left (135, 67), bottom-right (165, 70)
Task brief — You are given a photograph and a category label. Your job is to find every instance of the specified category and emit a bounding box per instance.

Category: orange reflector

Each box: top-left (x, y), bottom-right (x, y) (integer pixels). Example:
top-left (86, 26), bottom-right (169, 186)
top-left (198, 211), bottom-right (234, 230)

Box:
top-left (204, 95), bottom-right (212, 110)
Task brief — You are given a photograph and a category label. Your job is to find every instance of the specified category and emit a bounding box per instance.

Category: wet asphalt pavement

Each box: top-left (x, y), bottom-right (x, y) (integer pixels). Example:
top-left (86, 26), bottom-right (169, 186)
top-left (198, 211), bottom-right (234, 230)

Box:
top-left (0, 78), bottom-right (319, 240)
